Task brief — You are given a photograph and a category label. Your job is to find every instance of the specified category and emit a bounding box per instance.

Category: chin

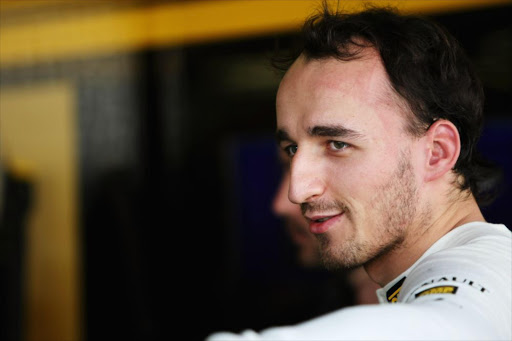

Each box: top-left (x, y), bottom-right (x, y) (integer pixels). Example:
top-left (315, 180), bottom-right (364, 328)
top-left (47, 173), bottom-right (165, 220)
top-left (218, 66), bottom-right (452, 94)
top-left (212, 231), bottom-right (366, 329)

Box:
top-left (318, 239), bottom-right (373, 271)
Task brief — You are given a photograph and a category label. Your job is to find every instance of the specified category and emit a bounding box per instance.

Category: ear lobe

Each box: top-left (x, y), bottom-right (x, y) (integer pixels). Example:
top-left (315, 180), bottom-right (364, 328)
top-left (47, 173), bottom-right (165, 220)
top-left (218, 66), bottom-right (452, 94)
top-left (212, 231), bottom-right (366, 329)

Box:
top-left (424, 120), bottom-right (461, 183)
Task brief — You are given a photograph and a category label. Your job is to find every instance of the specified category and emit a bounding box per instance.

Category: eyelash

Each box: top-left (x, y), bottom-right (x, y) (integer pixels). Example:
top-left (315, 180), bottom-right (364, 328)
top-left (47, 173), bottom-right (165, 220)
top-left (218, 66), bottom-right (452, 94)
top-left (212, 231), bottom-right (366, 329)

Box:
top-left (328, 141), bottom-right (349, 151)
top-left (283, 145), bottom-right (298, 157)
top-left (283, 141), bottom-right (349, 157)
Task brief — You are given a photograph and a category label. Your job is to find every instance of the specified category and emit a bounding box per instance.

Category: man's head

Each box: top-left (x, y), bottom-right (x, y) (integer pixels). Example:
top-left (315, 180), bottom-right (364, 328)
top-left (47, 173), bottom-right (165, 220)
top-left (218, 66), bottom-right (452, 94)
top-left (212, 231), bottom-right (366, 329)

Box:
top-left (276, 6), bottom-right (500, 205)
top-left (274, 6), bottom-right (497, 272)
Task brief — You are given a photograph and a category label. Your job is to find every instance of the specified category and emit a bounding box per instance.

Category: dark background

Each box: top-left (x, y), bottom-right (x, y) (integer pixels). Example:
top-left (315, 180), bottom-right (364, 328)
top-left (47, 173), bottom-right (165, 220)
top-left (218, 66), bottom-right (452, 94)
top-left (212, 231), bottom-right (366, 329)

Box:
top-left (83, 5), bottom-right (512, 341)
top-left (1, 4), bottom-right (511, 341)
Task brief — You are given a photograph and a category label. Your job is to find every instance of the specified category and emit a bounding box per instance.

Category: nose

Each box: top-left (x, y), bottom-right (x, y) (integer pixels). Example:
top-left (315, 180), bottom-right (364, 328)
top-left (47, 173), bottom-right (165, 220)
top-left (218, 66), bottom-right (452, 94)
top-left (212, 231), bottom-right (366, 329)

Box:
top-left (288, 149), bottom-right (325, 204)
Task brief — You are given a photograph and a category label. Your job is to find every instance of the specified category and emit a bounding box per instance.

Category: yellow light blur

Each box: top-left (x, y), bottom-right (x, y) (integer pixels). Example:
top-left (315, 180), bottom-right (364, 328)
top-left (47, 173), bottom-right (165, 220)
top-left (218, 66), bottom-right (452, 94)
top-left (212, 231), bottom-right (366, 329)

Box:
top-left (1, 0), bottom-right (510, 68)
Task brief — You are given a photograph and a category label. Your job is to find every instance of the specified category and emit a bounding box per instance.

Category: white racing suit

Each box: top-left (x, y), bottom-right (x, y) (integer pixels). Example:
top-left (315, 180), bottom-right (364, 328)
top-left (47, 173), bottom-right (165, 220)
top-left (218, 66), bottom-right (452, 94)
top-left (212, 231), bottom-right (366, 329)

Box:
top-left (207, 222), bottom-right (512, 340)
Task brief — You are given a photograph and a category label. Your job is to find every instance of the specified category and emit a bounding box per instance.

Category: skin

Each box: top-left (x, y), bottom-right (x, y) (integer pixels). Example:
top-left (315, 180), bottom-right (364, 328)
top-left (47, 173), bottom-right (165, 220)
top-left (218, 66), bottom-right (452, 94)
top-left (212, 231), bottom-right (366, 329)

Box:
top-left (272, 156), bottom-right (380, 303)
top-left (276, 50), bottom-right (485, 287)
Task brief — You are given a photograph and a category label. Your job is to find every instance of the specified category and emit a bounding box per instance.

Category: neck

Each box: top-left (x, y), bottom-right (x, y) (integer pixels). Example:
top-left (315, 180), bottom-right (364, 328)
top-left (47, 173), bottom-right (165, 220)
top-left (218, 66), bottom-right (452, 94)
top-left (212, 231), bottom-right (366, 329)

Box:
top-left (364, 193), bottom-right (485, 287)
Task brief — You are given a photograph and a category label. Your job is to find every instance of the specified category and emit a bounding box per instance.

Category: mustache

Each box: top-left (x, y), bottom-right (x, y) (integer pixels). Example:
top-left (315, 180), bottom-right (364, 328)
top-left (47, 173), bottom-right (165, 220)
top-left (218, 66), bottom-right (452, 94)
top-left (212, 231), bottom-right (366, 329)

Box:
top-left (300, 200), bottom-right (349, 216)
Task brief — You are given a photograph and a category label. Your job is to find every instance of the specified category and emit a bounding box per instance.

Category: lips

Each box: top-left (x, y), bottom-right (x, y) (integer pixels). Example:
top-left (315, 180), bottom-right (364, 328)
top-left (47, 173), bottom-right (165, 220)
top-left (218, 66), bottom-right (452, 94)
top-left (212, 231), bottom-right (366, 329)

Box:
top-left (306, 213), bottom-right (344, 234)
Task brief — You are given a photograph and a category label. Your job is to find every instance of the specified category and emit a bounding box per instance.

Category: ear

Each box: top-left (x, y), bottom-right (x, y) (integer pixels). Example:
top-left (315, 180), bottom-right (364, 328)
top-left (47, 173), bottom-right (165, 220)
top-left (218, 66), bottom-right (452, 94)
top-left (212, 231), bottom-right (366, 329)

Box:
top-left (424, 119), bottom-right (461, 183)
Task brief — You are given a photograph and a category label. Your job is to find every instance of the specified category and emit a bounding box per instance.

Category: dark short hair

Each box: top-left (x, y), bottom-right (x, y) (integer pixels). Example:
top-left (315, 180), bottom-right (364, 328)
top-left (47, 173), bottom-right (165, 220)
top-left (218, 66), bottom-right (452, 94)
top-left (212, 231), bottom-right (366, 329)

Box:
top-left (273, 5), bottom-right (501, 206)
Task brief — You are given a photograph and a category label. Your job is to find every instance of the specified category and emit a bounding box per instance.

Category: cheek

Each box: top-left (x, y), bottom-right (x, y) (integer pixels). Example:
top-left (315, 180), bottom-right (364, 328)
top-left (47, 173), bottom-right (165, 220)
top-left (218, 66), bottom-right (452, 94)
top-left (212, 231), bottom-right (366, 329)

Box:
top-left (325, 158), bottom-right (383, 203)
top-left (326, 164), bottom-right (378, 237)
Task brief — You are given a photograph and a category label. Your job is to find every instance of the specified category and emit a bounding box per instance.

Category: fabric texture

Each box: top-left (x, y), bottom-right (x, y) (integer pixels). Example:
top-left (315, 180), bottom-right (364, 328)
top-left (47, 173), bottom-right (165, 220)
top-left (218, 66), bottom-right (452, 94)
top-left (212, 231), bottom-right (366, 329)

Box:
top-left (207, 222), bottom-right (512, 340)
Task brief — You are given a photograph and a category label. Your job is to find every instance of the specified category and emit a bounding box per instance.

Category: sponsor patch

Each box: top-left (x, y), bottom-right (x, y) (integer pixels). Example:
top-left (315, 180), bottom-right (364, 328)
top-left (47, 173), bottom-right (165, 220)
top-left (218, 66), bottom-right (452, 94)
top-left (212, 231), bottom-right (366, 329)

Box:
top-left (420, 276), bottom-right (489, 294)
top-left (415, 285), bottom-right (458, 298)
top-left (386, 276), bottom-right (406, 303)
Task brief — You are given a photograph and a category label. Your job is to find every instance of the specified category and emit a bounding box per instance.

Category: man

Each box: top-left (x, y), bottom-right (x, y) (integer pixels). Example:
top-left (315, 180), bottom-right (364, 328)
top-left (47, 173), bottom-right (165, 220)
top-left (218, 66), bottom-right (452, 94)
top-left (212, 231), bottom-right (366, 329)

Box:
top-left (208, 6), bottom-right (511, 340)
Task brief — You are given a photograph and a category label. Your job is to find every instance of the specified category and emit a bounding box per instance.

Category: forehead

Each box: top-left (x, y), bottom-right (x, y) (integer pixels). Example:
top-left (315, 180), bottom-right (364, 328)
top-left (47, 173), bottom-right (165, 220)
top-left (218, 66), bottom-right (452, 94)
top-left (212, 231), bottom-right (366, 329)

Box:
top-left (276, 51), bottom-right (408, 136)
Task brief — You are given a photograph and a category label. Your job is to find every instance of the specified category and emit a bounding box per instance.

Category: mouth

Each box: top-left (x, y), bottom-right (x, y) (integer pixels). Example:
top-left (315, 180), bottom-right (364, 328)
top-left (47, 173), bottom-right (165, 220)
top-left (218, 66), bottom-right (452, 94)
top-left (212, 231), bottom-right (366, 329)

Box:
top-left (306, 213), bottom-right (344, 234)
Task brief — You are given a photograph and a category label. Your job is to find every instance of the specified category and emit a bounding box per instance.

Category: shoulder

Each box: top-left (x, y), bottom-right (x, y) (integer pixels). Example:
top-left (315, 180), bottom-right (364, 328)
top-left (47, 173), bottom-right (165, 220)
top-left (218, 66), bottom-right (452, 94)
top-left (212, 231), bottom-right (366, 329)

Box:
top-left (398, 222), bottom-right (511, 338)
top-left (410, 222), bottom-right (511, 269)
top-left (401, 222), bottom-right (511, 297)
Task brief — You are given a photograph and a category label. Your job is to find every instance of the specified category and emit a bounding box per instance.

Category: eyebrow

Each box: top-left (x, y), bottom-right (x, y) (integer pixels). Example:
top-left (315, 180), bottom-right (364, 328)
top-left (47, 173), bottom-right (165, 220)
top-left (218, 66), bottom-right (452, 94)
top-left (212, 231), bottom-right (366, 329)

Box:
top-left (276, 129), bottom-right (293, 143)
top-left (276, 124), bottom-right (364, 143)
top-left (308, 125), bottom-right (364, 139)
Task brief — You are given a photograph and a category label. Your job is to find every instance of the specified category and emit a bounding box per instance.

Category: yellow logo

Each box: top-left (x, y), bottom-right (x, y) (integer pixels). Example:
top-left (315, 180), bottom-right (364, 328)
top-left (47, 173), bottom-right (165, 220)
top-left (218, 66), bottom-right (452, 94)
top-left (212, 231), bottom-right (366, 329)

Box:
top-left (386, 276), bottom-right (406, 303)
top-left (388, 287), bottom-right (401, 303)
top-left (415, 285), bottom-right (458, 298)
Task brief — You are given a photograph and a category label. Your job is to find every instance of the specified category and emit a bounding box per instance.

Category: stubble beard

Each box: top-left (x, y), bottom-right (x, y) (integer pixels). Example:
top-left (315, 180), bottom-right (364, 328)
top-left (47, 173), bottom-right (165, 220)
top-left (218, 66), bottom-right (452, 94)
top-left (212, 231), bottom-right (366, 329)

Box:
top-left (316, 152), bottom-right (421, 271)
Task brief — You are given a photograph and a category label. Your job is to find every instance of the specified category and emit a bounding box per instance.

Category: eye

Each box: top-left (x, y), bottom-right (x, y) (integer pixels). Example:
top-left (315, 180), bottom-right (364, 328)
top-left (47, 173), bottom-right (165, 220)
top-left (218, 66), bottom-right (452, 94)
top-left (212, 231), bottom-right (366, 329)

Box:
top-left (283, 144), bottom-right (298, 157)
top-left (328, 141), bottom-right (349, 151)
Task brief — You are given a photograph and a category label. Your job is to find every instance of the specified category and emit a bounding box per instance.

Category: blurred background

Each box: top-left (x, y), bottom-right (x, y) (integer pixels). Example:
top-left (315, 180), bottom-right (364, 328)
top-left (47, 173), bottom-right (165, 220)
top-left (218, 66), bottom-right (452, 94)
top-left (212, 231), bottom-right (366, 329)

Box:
top-left (0, 1), bottom-right (511, 340)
